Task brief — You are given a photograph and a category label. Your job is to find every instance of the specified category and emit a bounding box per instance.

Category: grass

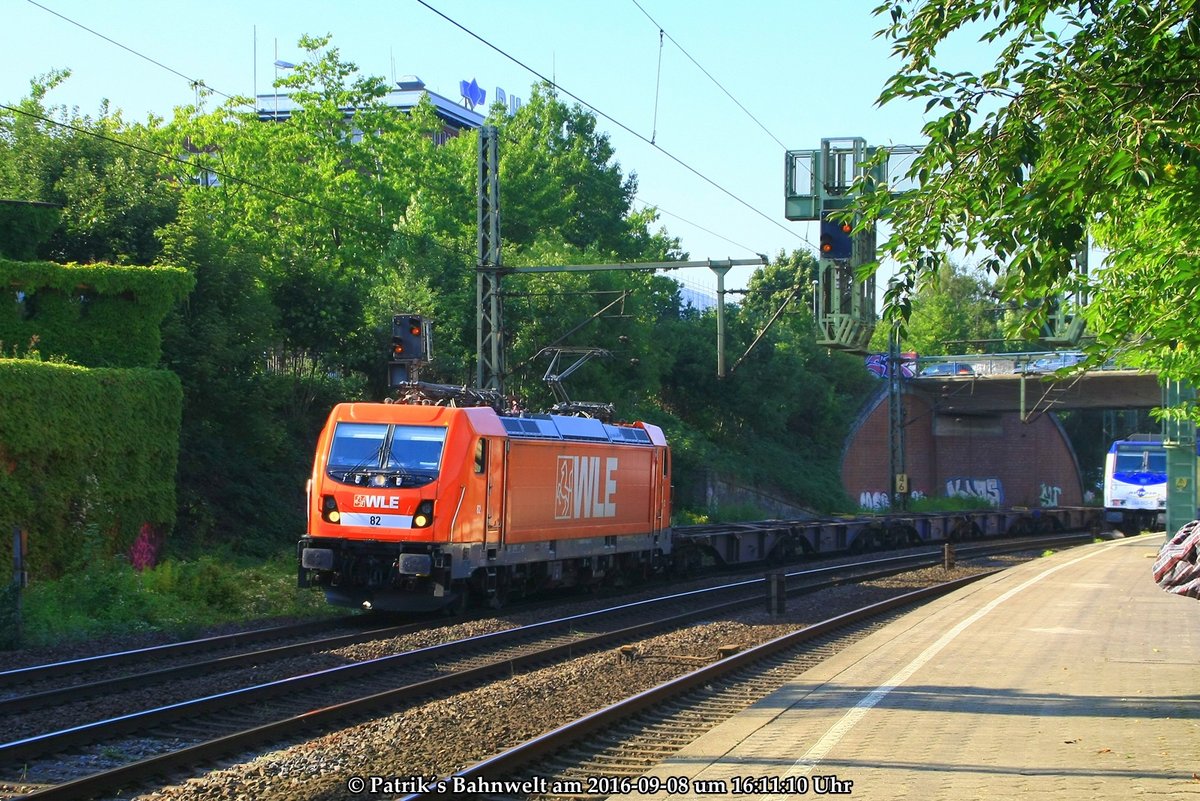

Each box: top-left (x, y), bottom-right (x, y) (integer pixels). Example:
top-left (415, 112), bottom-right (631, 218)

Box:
top-left (674, 502), bottom-right (772, 526)
top-left (4, 550), bottom-right (337, 649)
top-left (902, 495), bottom-right (998, 514)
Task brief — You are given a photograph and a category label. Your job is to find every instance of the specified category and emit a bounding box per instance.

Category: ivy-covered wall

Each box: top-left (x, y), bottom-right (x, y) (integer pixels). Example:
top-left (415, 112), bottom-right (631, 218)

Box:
top-left (0, 259), bottom-right (193, 367)
top-left (0, 259), bottom-right (192, 579)
top-left (0, 360), bottom-right (182, 579)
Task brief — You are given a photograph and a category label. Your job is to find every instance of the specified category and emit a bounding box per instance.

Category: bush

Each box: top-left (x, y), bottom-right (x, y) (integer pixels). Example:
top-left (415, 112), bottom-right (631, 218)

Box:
top-left (10, 548), bottom-right (335, 648)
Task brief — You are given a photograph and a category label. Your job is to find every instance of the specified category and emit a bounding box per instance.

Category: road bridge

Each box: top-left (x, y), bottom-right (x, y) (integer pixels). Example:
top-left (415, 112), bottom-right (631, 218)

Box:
top-left (911, 369), bottom-right (1161, 417)
top-left (906, 355), bottom-right (1160, 417)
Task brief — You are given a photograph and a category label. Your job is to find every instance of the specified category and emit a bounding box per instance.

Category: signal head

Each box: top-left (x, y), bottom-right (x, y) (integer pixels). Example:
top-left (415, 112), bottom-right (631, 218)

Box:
top-left (818, 212), bottom-right (853, 259)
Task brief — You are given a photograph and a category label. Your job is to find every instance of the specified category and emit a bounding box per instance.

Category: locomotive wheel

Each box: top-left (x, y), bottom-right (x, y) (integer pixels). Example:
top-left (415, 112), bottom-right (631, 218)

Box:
top-left (443, 581), bottom-right (471, 616)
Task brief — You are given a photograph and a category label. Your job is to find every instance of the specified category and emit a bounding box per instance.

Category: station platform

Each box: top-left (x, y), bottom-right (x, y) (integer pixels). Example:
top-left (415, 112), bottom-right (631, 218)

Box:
top-left (613, 534), bottom-right (1200, 800)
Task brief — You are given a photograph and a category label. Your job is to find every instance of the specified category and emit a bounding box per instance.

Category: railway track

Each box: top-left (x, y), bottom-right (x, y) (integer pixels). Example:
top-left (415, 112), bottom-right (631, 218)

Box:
top-left (2, 533), bottom-right (1089, 800)
top-left (0, 617), bottom-right (429, 716)
top-left (2, 533), bottom-right (1077, 722)
top-left (399, 578), bottom-right (977, 801)
top-left (0, 614), bottom-right (371, 689)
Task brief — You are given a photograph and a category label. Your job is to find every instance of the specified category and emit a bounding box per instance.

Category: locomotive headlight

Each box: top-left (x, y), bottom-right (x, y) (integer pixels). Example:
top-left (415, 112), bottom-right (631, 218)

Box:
top-left (412, 499), bottom-right (434, 528)
top-left (321, 494), bottom-right (341, 523)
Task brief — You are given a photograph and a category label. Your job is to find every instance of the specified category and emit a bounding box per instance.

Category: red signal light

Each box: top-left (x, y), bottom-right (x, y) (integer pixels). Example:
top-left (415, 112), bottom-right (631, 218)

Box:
top-left (819, 213), bottom-right (854, 259)
top-left (389, 313), bottom-right (431, 371)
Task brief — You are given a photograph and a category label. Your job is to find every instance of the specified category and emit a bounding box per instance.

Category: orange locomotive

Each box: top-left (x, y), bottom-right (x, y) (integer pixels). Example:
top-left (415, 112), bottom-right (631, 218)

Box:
top-left (298, 402), bottom-right (672, 611)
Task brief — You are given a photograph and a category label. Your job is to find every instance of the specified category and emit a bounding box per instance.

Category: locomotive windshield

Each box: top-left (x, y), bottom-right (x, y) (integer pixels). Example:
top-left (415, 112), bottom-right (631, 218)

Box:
top-left (327, 422), bottom-right (446, 487)
top-left (387, 425), bottom-right (446, 471)
top-left (1114, 447), bottom-right (1166, 475)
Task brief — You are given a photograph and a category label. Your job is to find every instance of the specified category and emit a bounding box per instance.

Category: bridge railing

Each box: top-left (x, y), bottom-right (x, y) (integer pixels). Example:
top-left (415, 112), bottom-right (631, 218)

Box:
top-left (913, 351), bottom-right (1126, 377)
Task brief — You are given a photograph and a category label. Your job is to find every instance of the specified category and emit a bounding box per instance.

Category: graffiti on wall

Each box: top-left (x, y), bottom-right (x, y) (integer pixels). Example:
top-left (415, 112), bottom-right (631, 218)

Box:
top-left (1039, 483), bottom-right (1063, 507)
top-left (859, 489), bottom-right (926, 510)
top-left (865, 352), bottom-right (918, 379)
top-left (946, 477), bottom-right (1004, 506)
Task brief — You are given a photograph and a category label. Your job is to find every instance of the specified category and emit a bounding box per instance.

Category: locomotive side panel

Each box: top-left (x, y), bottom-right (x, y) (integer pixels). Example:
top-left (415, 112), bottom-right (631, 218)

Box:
top-left (503, 440), bottom-right (658, 544)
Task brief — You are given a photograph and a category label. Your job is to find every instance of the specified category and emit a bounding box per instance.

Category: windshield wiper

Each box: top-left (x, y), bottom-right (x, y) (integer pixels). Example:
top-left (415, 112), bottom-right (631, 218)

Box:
top-left (338, 443), bottom-right (385, 478)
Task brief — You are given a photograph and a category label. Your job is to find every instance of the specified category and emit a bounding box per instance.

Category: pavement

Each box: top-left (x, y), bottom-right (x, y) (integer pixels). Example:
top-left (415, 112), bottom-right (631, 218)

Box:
top-left (610, 534), bottom-right (1200, 800)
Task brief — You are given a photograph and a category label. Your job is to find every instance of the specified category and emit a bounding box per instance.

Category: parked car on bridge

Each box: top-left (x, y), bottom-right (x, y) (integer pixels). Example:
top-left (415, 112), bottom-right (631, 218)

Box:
top-left (919, 362), bottom-right (976, 377)
top-left (1023, 352), bottom-right (1087, 374)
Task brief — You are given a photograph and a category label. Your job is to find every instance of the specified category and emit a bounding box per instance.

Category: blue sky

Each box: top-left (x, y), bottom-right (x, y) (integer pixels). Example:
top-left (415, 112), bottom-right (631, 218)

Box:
top-left (2, 0), bottom-right (942, 295)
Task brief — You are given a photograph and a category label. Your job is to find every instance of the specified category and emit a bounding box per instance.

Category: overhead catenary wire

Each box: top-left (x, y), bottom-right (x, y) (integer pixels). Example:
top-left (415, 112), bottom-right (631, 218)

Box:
top-left (651, 28), bottom-right (663, 145)
top-left (628, 0), bottom-right (791, 154)
top-left (20, 0), bottom-right (817, 268)
top-left (415, 0), bottom-right (809, 249)
top-left (25, 0), bottom-right (252, 113)
top-left (632, 196), bottom-right (761, 255)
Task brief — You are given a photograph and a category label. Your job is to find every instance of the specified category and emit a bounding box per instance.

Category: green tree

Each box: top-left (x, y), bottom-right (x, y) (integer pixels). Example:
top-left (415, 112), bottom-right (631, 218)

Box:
top-left (656, 250), bottom-right (875, 510)
top-left (156, 42), bottom-right (695, 546)
top-left (869, 260), bottom-right (1005, 355)
top-left (497, 84), bottom-right (644, 259)
top-left (859, 1), bottom-right (1200, 387)
top-left (468, 83), bottom-right (683, 409)
top-left (0, 71), bottom-right (178, 265)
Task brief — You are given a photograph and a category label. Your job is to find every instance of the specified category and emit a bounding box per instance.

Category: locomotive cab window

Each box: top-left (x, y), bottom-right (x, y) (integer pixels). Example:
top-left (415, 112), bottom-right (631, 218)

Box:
top-left (474, 438), bottom-right (487, 474)
top-left (1114, 447), bottom-right (1166, 475)
top-left (328, 423), bottom-right (388, 471)
top-left (326, 422), bottom-right (446, 487)
top-left (387, 425), bottom-right (446, 472)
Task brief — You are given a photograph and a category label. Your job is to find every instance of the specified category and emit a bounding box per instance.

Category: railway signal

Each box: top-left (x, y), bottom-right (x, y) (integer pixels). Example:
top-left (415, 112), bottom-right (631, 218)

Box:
top-left (389, 314), bottom-right (432, 387)
top-left (390, 315), bottom-right (430, 363)
top-left (819, 212), bottom-right (853, 259)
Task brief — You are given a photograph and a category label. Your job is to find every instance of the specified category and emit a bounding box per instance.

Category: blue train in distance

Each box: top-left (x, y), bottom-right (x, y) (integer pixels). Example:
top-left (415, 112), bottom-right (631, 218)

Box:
top-left (1103, 435), bottom-right (1167, 533)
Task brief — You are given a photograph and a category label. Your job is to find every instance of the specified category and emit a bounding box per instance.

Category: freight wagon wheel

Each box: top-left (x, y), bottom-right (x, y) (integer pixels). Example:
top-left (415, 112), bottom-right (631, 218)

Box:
top-left (949, 517), bottom-right (982, 542)
top-left (767, 536), bottom-right (799, 565)
top-left (852, 525), bottom-right (886, 552)
top-left (889, 523), bottom-right (921, 547)
top-left (672, 543), bottom-right (704, 578)
top-left (1038, 515), bottom-right (1065, 534)
top-left (1006, 517), bottom-right (1034, 537)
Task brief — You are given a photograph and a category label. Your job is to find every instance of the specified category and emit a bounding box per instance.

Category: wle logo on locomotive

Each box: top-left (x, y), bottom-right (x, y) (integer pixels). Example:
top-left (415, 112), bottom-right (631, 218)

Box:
top-left (555, 455), bottom-right (619, 520)
top-left (352, 494), bottom-right (401, 509)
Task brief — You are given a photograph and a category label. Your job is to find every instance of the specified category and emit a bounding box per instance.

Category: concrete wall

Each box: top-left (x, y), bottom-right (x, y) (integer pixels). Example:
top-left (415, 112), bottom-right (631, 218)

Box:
top-left (679, 471), bottom-right (816, 520)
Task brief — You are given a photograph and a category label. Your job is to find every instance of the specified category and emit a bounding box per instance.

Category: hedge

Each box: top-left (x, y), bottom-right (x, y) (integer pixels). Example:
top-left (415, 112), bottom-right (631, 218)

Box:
top-left (0, 259), bottom-right (193, 367)
top-left (0, 360), bottom-right (182, 579)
